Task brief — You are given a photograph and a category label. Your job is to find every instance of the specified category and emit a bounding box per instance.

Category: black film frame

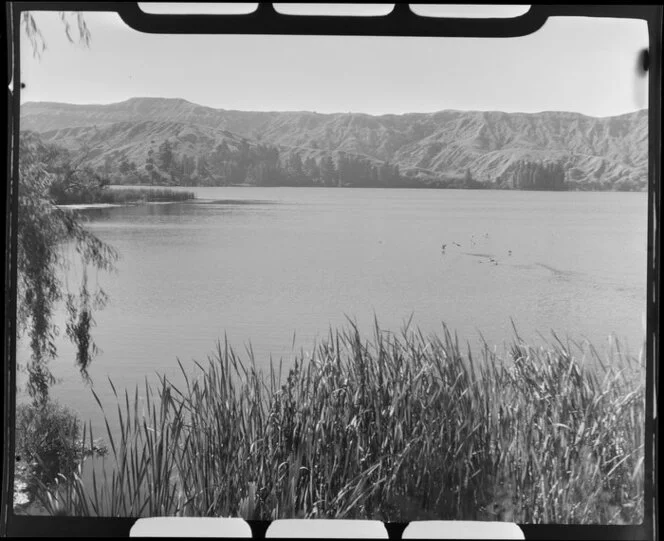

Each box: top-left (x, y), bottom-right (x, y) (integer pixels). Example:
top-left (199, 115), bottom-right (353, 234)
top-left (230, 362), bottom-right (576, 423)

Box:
top-left (1, 3), bottom-right (660, 539)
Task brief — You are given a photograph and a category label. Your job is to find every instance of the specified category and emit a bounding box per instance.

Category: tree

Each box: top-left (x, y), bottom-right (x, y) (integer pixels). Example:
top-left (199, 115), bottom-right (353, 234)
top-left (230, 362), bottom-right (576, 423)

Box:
top-left (370, 164), bottom-right (379, 186)
top-left (103, 155), bottom-right (113, 178)
top-left (303, 156), bottom-right (318, 184)
top-left (510, 160), bottom-right (567, 191)
top-left (119, 156), bottom-right (131, 176)
top-left (286, 153), bottom-right (305, 185)
top-left (182, 155), bottom-right (196, 184)
top-left (145, 149), bottom-right (157, 183)
top-left (464, 168), bottom-right (473, 187)
top-left (319, 156), bottom-right (337, 187)
top-left (21, 11), bottom-right (91, 59)
top-left (158, 139), bottom-right (174, 172)
top-left (392, 163), bottom-right (401, 187)
top-left (378, 161), bottom-right (396, 187)
top-left (17, 134), bottom-right (119, 405)
top-left (46, 144), bottom-right (107, 204)
top-left (18, 13), bottom-right (119, 406)
top-left (336, 154), bottom-right (349, 187)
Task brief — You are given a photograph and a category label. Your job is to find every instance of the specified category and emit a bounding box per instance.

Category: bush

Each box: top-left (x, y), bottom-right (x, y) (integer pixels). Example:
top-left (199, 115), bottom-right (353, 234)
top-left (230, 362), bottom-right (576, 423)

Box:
top-left (16, 400), bottom-right (81, 484)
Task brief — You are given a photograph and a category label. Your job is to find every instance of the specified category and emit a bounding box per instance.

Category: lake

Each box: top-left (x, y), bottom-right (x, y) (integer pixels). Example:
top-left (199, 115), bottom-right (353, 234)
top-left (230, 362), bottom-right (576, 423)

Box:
top-left (16, 187), bottom-right (648, 438)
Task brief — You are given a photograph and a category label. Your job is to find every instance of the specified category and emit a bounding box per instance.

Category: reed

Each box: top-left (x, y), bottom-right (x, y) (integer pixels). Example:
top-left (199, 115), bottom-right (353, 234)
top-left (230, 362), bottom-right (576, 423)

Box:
top-left (54, 187), bottom-right (195, 205)
top-left (33, 321), bottom-right (645, 523)
top-left (97, 188), bottom-right (195, 204)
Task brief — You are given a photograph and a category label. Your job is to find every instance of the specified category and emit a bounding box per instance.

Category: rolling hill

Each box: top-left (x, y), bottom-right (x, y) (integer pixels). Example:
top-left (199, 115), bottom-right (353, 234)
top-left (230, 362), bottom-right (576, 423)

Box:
top-left (20, 97), bottom-right (648, 190)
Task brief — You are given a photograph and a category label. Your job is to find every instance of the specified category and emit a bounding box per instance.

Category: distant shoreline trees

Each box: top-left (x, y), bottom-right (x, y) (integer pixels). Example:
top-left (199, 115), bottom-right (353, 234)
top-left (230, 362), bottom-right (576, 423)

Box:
top-left (500, 160), bottom-right (567, 191)
top-left (90, 136), bottom-right (416, 189)
top-left (23, 130), bottom-right (645, 192)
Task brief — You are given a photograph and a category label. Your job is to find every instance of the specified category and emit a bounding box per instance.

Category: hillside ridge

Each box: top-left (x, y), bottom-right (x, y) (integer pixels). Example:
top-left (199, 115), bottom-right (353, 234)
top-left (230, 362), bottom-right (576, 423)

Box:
top-left (21, 98), bottom-right (648, 190)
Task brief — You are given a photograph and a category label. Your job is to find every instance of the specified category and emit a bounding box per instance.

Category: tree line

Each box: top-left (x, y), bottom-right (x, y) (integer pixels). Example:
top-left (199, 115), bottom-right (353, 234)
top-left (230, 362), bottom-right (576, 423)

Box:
top-left (500, 160), bottom-right (567, 191)
top-left (45, 131), bottom-right (646, 193)
top-left (102, 138), bottom-right (413, 188)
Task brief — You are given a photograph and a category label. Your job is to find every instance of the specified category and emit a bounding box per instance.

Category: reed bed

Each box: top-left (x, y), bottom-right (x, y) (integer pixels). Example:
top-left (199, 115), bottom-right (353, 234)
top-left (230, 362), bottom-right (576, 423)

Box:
top-left (34, 322), bottom-right (645, 523)
top-left (96, 188), bottom-right (195, 204)
top-left (54, 188), bottom-right (195, 205)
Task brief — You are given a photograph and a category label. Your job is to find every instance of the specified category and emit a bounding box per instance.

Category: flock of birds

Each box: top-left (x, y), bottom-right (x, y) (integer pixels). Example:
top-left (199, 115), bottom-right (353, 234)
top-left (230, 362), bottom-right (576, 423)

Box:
top-left (440, 233), bottom-right (512, 266)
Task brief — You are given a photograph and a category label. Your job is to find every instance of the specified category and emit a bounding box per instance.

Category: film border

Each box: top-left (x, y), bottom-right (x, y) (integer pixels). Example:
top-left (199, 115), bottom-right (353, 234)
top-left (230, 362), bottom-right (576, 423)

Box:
top-left (1, 3), bottom-right (660, 539)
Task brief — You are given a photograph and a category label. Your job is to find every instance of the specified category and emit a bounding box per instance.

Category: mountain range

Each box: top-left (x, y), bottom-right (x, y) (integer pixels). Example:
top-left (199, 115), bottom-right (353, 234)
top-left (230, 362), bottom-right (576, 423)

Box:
top-left (20, 97), bottom-right (648, 190)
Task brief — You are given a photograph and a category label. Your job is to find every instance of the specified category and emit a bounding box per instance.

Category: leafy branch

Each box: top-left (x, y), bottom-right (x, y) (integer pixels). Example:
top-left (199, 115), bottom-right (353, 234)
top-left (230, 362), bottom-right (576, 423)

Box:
top-left (21, 11), bottom-right (91, 59)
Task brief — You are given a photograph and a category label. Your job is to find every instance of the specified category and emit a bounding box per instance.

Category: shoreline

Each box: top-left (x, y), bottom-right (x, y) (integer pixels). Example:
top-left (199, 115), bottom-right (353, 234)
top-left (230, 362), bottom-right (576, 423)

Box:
top-left (106, 184), bottom-right (648, 195)
top-left (57, 201), bottom-right (187, 210)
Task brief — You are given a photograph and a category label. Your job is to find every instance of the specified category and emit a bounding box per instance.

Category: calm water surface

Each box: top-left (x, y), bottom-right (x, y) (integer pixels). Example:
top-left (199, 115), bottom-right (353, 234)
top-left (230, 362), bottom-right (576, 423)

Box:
top-left (17, 187), bottom-right (647, 438)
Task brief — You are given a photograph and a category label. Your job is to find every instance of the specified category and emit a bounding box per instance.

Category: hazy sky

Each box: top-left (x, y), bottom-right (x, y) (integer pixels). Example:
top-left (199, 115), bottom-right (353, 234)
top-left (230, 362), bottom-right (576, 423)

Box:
top-left (19, 7), bottom-right (649, 116)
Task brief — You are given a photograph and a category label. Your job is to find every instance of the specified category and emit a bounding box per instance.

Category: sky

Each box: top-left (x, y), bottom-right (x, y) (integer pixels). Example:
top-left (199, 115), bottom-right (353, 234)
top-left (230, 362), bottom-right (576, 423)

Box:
top-left (18, 5), bottom-right (649, 117)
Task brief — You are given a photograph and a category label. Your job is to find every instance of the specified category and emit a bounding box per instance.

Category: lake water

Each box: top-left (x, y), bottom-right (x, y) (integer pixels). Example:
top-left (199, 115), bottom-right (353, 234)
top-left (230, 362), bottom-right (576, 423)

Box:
top-left (16, 187), bottom-right (648, 439)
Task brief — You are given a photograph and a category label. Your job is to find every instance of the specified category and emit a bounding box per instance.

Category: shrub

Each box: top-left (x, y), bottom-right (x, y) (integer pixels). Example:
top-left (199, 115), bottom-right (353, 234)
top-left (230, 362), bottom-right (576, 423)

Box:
top-left (15, 400), bottom-right (81, 484)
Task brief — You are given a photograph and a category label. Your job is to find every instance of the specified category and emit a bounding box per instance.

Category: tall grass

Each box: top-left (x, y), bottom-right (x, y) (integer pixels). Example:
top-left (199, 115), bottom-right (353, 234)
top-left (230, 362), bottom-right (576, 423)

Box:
top-left (34, 322), bottom-right (645, 523)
